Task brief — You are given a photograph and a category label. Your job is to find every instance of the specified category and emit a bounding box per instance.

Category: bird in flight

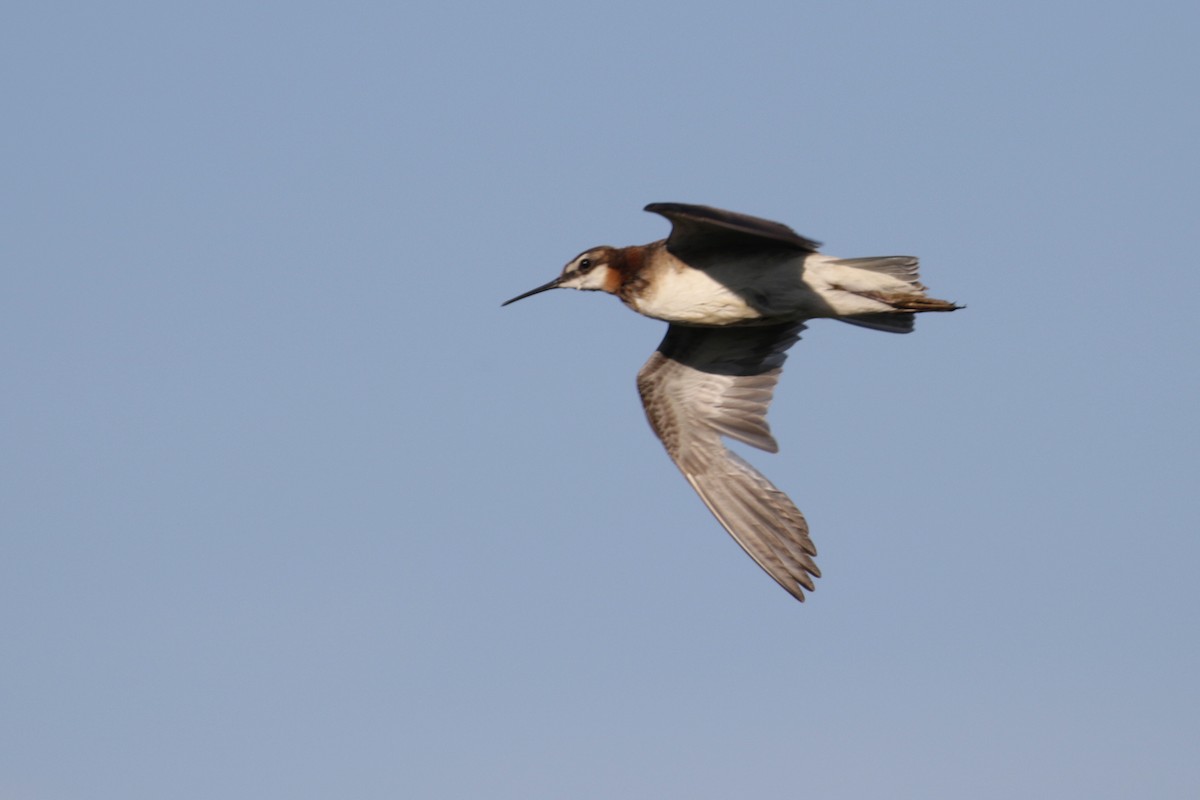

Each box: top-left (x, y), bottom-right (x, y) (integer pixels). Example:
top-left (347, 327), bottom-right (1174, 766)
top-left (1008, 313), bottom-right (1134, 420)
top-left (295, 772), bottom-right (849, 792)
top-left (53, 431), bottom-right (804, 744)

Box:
top-left (503, 203), bottom-right (959, 602)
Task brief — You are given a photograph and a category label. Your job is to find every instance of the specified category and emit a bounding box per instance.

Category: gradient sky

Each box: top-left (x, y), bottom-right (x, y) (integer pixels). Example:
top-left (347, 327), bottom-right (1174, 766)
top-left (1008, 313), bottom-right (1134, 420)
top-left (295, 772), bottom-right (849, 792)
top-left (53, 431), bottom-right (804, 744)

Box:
top-left (3, 1), bottom-right (1198, 798)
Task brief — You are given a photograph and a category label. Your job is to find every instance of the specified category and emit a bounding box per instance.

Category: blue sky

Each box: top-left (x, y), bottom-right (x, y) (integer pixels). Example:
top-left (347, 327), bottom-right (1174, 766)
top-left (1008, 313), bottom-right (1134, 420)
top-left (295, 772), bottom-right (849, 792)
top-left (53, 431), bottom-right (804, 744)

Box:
top-left (3, 1), bottom-right (1198, 798)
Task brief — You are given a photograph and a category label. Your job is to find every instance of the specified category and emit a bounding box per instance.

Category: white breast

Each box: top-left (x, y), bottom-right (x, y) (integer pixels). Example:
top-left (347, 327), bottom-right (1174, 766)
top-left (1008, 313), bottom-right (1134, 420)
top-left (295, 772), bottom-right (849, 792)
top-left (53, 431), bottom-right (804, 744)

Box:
top-left (630, 265), bottom-right (765, 325)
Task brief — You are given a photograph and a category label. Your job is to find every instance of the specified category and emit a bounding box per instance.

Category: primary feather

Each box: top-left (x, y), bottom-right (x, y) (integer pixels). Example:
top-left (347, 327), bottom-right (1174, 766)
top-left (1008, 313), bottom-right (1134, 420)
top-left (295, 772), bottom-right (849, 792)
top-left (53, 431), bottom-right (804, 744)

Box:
top-left (637, 322), bottom-right (820, 601)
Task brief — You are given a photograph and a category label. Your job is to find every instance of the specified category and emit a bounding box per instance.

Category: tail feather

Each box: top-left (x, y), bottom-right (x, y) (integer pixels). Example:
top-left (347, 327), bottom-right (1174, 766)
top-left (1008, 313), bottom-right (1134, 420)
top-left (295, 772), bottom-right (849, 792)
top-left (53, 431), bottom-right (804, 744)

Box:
top-left (829, 255), bottom-right (961, 333)
top-left (831, 256), bottom-right (920, 283)
top-left (888, 295), bottom-right (962, 312)
top-left (840, 312), bottom-right (916, 334)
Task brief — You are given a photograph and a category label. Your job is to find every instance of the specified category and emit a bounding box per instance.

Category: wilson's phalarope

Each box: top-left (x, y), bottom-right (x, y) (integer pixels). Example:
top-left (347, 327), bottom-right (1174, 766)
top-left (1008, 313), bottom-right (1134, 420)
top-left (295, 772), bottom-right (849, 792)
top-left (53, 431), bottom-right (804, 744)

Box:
top-left (504, 203), bottom-right (960, 602)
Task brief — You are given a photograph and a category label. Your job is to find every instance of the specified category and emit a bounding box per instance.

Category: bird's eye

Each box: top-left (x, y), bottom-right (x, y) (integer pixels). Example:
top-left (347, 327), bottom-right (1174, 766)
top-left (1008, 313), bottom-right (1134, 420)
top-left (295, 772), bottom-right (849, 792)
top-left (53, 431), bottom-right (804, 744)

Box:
top-left (578, 258), bottom-right (593, 273)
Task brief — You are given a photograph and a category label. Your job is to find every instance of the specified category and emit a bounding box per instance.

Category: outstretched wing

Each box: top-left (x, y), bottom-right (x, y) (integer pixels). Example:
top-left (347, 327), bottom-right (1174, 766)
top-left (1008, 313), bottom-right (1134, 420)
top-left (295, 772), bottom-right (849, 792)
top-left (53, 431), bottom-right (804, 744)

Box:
top-left (644, 202), bottom-right (821, 258)
top-left (637, 322), bottom-right (819, 601)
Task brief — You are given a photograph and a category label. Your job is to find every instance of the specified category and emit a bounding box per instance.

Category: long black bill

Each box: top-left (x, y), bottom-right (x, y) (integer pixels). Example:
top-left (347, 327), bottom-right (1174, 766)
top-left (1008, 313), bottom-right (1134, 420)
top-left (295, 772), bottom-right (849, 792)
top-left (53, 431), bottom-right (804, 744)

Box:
top-left (501, 278), bottom-right (561, 307)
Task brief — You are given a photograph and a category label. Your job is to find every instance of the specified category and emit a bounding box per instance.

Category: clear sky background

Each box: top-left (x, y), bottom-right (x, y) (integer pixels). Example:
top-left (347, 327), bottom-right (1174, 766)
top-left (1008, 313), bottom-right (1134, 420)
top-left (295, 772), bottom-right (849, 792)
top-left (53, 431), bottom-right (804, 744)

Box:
top-left (3, 1), bottom-right (1198, 798)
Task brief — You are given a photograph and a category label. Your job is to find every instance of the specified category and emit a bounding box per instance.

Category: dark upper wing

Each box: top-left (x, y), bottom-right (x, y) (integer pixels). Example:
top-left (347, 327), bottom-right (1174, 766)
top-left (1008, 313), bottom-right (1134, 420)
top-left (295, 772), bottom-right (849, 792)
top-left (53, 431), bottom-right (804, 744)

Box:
top-left (636, 322), bottom-right (819, 602)
top-left (644, 202), bottom-right (821, 258)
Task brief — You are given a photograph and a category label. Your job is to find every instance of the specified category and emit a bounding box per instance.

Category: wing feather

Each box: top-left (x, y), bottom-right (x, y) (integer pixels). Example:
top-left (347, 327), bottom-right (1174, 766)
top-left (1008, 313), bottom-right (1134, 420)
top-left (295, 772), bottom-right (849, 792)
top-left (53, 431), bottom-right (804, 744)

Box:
top-left (637, 322), bottom-right (819, 601)
top-left (645, 202), bottom-right (821, 257)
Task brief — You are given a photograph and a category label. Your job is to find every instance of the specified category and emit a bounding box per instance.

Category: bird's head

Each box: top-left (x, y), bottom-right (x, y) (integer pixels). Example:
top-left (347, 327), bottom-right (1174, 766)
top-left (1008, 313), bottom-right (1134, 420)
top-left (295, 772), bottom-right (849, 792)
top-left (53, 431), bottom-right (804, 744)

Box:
top-left (502, 247), bottom-right (619, 306)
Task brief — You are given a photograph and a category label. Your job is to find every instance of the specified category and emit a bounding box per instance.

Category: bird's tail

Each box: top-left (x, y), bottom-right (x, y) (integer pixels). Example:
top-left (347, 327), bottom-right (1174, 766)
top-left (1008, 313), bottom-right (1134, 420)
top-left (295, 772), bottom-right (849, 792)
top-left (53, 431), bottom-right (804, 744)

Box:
top-left (831, 256), bottom-right (961, 333)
